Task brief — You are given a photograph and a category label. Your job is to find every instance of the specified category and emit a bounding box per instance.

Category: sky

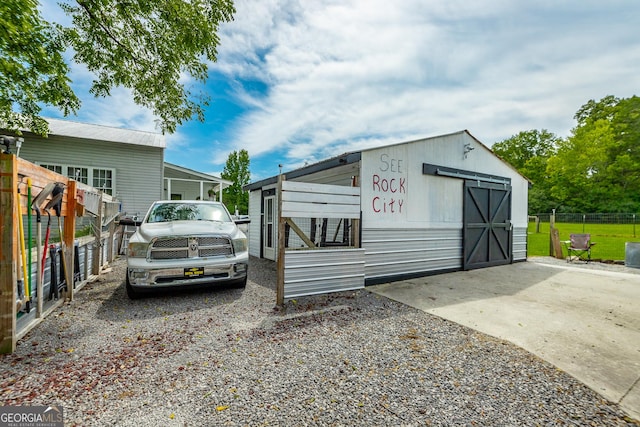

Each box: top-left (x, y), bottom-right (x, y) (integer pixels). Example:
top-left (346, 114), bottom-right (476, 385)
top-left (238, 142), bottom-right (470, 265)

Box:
top-left (41, 0), bottom-right (640, 183)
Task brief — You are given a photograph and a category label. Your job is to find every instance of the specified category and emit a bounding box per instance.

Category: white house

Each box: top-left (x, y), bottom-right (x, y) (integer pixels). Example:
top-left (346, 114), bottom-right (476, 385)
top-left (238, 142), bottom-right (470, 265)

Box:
top-left (8, 118), bottom-right (230, 217)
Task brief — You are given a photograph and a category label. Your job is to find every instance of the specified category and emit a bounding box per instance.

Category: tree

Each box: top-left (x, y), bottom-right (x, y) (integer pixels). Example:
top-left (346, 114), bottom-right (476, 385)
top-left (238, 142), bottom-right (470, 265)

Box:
top-left (547, 95), bottom-right (640, 212)
top-left (574, 95), bottom-right (619, 126)
top-left (220, 149), bottom-right (250, 215)
top-left (1, 0), bottom-right (235, 136)
top-left (492, 129), bottom-right (561, 213)
top-left (546, 119), bottom-right (614, 212)
top-left (0, 0), bottom-right (80, 136)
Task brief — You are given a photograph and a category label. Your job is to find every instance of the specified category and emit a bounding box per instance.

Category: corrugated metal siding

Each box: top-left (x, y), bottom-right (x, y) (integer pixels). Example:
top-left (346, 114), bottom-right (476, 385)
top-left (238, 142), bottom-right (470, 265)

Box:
top-left (248, 190), bottom-right (262, 257)
top-left (76, 244), bottom-right (87, 284)
top-left (362, 228), bottom-right (462, 279)
top-left (284, 249), bottom-right (365, 298)
top-left (18, 134), bottom-right (163, 216)
top-left (513, 226), bottom-right (527, 261)
top-left (86, 244), bottom-right (94, 277)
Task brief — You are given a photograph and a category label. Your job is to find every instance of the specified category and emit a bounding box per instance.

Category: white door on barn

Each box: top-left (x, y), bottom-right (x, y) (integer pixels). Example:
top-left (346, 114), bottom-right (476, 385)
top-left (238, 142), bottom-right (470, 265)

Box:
top-left (263, 195), bottom-right (276, 260)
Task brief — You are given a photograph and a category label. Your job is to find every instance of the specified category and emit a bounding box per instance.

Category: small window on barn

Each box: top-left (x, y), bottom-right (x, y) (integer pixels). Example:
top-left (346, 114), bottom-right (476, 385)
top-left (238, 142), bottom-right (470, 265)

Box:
top-left (92, 168), bottom-right (114, 195)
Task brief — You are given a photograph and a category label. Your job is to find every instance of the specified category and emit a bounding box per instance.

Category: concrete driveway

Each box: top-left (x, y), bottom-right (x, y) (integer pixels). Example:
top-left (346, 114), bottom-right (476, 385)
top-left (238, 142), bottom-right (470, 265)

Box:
top-left (369, 259), bottom-right (640, 420)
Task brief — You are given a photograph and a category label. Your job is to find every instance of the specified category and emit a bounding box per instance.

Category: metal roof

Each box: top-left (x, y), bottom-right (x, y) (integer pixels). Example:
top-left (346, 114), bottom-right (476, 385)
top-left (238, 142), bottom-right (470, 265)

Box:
top-left (244, 151), bottom-right (362, 191)
top-left (164, 162), bottom-right (233, 186)
top-left (243, 130), bottom-right (530, 191)
top-left (46, 118), bottom-right (165, 148)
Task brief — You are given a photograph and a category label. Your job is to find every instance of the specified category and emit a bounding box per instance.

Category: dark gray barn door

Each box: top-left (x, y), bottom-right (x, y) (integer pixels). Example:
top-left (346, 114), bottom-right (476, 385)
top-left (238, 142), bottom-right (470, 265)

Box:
top-left (463, 181), bottom-right (512, 270)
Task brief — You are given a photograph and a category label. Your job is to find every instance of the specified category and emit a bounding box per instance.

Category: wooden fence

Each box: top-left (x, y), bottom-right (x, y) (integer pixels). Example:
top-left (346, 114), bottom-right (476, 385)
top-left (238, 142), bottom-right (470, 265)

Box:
top-left (0, 153), bottom-right (118, 353)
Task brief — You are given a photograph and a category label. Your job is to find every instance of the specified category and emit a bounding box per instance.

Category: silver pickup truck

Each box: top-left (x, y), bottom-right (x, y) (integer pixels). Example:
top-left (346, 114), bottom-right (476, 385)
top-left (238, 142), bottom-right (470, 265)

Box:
top-left (125, 200), bottom-right (248, 298)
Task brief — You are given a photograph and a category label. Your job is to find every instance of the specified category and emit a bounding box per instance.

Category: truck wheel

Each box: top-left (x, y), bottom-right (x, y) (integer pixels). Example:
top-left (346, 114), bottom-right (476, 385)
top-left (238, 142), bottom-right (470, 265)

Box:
top-left (125, 271), bottom-right (141, 299)
top-left (232, 276), bottom-right (247, 289)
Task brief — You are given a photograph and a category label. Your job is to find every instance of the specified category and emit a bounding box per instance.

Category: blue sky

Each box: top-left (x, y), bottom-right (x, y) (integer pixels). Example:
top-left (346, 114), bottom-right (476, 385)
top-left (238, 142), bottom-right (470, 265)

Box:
top-left (41, 0), bottom-right (639, 183)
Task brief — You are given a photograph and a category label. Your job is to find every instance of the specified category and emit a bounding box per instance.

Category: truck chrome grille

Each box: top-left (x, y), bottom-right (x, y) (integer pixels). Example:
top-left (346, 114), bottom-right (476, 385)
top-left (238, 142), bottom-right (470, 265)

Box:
top-left (150, 236), bottom-right (233, 260)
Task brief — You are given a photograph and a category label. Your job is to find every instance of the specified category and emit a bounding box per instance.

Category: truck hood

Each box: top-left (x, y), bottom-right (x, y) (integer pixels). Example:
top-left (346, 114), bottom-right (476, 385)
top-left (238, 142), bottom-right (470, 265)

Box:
top-left (137, 220), bottom-right (241, 241)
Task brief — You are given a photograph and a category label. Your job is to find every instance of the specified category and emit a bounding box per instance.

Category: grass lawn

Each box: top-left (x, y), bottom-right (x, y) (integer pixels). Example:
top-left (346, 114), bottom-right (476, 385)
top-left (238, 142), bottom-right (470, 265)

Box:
top-left (527, 222), bottom-right (640, 261)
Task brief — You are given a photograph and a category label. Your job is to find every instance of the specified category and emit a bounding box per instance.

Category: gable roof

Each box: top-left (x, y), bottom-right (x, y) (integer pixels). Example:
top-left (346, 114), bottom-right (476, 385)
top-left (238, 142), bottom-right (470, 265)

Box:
top-left (46, 118), bottom-right (165, 148)
top-left (245, 130), bottom-right (528, 191)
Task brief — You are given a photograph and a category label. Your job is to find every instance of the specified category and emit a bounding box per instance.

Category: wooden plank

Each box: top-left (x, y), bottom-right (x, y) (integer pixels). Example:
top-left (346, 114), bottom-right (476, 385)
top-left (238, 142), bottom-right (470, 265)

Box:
top-left (276, 175), bottom-right (285, 306)
top-left (64, 180), bottom-right (77, 301)
top-left (351, 177), bottom-right (360, 249)
top-left (281, 210), bottom-right (359, 220)
top-left (0, 154), bottom-right (17, 353)
top-left (352, 218), bottom-right (360, 248)
top-left (16, 157), bottom-right (70, 216)
top-left (551, 227), bottom-right (564, 259)
top-left (92, 193), bottom-right (103, 275)
top-left (282, 180), bottom-right (360, 196)
top-left (281, 191), bottom-right (359, 205)
top-left (282, 201), bottom-right (361, 218)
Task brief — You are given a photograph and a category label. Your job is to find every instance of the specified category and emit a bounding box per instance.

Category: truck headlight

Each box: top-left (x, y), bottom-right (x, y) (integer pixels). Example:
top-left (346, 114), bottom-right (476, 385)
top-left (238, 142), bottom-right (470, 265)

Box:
top-left (128, 242), bottom-right (149, 258)
top-left (232, 237), bottom-right (247, 254)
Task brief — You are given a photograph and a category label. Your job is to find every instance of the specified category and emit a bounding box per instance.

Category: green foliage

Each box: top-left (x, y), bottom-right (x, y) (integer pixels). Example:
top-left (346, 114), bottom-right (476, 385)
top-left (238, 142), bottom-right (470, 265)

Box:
top-left (548, 95), bottom-right (640, 212)
top-left (527, 221), bottom-right (637, 261)
top-left (1, 0), bottom-right (235, 136)
top-left (220, 149), bottom-right (250, 215)
top-left (492, 129), bottom-right (561, 213)
top-left (495, 96), bottom-right (640, 214)
top-left (0, 0), bottom-right (80, 136)
top-left (547, 119), bottom-right (614, 211)
top-left (61, 0), bottom-right (235, 134)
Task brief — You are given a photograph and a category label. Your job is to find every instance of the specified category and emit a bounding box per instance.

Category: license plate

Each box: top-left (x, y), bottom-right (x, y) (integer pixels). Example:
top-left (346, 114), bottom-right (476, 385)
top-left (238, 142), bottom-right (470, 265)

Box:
top-left (184, 267), bottom-right (204, 277)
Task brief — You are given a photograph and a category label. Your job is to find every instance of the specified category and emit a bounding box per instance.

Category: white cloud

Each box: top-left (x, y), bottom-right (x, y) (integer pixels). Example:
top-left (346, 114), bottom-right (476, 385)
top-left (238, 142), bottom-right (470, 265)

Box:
top-left (213, 0), bottom-right (639, 175)
top-left (36, 0), bottom-right (640, 177)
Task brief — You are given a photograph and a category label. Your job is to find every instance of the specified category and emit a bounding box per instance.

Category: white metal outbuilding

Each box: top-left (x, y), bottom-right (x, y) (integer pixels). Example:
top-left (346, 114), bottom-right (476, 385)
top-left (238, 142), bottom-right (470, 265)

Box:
top-left (245, 130), bottom-right (529, 288)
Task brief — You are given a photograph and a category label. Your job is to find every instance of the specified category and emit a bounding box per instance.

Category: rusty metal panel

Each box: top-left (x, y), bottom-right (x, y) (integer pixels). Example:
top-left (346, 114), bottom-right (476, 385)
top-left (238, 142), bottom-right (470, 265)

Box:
top-left (362, 228), bottom-right (462, 280)
top-left (284, 248), bottom-right (365, 299)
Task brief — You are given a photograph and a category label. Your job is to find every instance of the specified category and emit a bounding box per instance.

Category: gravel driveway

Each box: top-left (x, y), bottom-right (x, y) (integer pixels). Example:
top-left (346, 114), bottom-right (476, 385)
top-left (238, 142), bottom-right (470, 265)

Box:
top-left (1, 256), bottom-right (637, 426)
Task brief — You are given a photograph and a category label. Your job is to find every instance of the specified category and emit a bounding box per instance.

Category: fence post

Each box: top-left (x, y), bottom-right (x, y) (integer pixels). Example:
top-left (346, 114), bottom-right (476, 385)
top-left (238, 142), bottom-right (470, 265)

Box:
top-left (549, 209), bottom-right (556, 256)
top-left (0, 153), bottom-right (18, 353)
top-left (276, 174), bottom-right (285, 307)
top-left (92, 193), bottom-right (103, 275)
top-left (64, 180), bottom-right (77, 301)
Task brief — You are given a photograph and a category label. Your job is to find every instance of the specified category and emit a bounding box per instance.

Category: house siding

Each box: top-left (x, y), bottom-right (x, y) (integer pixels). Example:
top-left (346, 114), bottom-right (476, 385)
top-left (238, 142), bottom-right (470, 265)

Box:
top-left (18, 133), bottom-right (163, 216)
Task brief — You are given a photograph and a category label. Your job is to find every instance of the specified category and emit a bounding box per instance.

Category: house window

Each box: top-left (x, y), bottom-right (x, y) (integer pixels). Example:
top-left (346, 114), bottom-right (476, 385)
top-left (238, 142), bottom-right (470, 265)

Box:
top-left (68, 167), bottom-right (88, 184)
top-left (38, 162), bottom-right (115, 195)
top-left (41, 164), bottom-right (63, 174)
top-left (93, 168), bottom-right (114, 195)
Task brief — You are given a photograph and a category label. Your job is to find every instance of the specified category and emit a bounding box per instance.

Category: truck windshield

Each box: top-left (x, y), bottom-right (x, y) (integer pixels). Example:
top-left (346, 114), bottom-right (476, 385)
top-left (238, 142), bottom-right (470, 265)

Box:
top-left (147, 203), bottom-right (231, 223)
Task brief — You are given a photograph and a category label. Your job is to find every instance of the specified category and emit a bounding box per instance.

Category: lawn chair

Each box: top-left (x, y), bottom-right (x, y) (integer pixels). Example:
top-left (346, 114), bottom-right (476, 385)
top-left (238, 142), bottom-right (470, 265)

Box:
top-left (566, 233), bottom-right (595, 263)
